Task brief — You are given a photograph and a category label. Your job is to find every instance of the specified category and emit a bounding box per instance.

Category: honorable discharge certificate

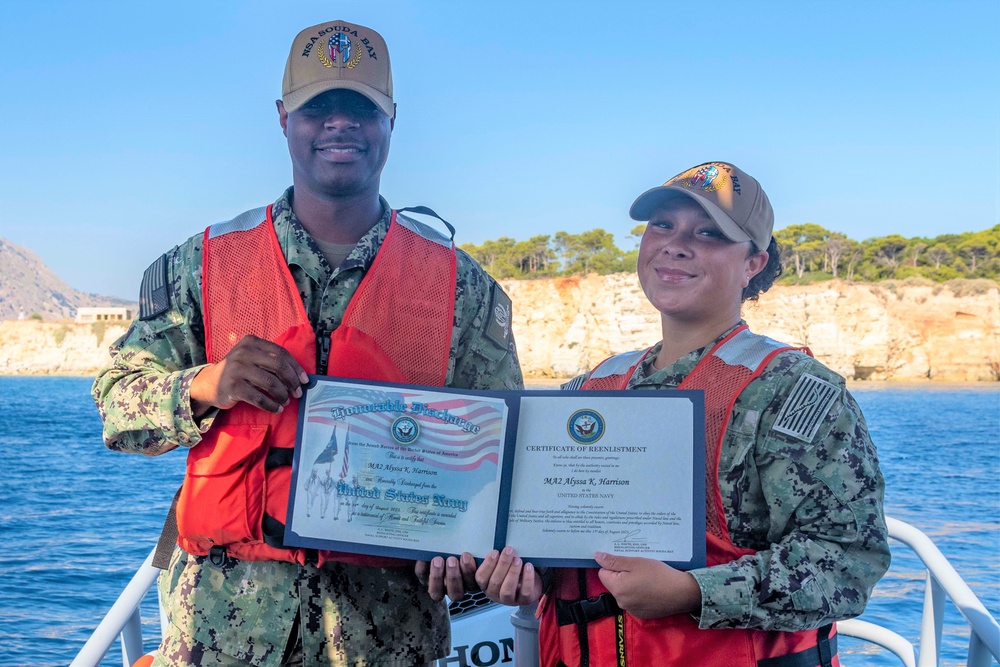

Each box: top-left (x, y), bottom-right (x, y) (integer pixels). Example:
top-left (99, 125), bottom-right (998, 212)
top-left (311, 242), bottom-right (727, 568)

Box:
top-left (285, 377), bottom-right (515, 561)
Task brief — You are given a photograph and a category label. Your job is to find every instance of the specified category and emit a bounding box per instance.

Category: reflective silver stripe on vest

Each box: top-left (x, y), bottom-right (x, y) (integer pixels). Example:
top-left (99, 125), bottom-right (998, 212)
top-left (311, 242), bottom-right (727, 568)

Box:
top-left (207, 206), bottom-right (268, 240)
top-left (713, 328), bottom-right (789, 370)
top-left (396, 213), bottom-right (453, 249)
top-left (588, 350), bottom-right (647, 380)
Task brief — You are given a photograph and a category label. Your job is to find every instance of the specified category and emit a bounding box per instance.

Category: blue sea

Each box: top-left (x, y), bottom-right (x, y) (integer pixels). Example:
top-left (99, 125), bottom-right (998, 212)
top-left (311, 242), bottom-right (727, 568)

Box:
top-left (0, 377), bottom-right (997, 667)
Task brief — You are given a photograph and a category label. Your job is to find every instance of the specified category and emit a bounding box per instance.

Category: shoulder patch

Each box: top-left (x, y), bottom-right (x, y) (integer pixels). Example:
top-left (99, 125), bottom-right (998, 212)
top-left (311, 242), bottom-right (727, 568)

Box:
top-left (484, 281), bottom-right (512, 350)
top-left (771, 373), bottom-right (840, 443)
top-left (561, 375), bottom-right (587, 391)
top-left (138, 254), bottom-right (170, 321)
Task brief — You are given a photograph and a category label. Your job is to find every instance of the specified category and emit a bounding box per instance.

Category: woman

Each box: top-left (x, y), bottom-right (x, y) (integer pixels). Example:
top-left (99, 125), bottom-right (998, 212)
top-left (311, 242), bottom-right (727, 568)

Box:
top-left (424, 161), bottom-right (891, 667)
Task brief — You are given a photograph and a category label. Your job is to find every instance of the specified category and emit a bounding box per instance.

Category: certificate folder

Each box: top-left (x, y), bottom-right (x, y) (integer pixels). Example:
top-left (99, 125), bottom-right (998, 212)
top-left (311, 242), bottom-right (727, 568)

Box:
top-left (285, 376), bottom-right (705, 569)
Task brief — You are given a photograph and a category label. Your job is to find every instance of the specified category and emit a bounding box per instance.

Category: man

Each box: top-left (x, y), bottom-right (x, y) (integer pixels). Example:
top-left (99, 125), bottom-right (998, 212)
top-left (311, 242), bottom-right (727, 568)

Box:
top-left (93, 19), bottom-right (522, 667)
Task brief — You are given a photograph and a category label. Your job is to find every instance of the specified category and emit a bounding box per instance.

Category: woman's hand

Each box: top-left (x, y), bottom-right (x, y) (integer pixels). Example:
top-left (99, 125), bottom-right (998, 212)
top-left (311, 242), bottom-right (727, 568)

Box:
top-left (415, 552), bottom-right (479, 602)
top-left (476, 547), bottom-right (543, 606)
top-left (595, 551), bottom-right (702, 619)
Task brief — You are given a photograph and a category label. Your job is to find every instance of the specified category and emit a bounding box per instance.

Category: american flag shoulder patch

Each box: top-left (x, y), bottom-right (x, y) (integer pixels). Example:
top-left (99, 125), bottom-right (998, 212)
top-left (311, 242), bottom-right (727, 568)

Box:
top-left (484, 281), bottom-right (512, 350)
top-left (138, 254), bottom-right (170, 321)
top-left (771, 373), bottom-right (840, 443)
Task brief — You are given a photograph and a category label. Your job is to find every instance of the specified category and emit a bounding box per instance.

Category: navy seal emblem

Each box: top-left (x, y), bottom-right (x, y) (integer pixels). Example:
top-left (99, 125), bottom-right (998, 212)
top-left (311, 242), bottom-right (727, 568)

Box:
top-left (567, 409), bottom-right (605, 445)
top-left (391, 415), bottom-right (420, 445)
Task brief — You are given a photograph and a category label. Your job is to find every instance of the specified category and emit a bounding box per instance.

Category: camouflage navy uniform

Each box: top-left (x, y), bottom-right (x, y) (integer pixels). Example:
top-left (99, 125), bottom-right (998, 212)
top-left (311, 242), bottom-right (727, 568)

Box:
top-left (563, 322), bottom-right (890, 631)
top-left (92, 188), bottom-right (523, 667)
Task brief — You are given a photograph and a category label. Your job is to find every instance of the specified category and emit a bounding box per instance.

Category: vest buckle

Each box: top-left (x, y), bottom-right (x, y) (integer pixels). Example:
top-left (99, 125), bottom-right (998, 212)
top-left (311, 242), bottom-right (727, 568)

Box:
top-left (556, 593), bottom-right (623, 626)
top-left (208, 545), bottom-right (227, 567)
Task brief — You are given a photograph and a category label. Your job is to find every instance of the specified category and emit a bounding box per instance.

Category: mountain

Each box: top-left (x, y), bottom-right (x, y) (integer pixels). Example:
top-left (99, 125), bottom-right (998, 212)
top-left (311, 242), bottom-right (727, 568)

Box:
top-left (0, 238), bottom-right (134, 321)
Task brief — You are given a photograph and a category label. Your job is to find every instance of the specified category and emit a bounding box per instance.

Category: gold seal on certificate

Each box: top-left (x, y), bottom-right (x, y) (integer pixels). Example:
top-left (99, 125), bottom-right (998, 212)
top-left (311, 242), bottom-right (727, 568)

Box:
top-left (284, 378), bottom-right (705, 568)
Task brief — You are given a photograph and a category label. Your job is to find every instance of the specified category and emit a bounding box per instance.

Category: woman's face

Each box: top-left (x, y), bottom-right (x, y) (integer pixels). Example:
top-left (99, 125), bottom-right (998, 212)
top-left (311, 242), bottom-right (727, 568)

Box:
top-left (637, 198), bottom-right (768, 325)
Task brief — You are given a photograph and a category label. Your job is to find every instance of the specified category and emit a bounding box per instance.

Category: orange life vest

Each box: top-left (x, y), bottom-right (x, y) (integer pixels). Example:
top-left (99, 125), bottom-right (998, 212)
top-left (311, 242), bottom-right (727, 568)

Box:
top-left (540, 326), bottom-right (840, 667)
top-left (175, 204), bottom-right (457, 567)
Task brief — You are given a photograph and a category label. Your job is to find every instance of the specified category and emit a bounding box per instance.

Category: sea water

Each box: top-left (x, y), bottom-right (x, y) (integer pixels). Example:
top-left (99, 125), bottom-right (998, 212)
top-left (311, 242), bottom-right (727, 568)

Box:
top-left (0, 377), bottom-right (997, 666)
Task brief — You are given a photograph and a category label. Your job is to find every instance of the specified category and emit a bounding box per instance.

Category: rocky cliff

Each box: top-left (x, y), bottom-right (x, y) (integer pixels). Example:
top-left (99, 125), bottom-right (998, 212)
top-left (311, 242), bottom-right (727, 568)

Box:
top-left (504, 277), bottom-right (999, 382)
top-left (0, 320), bottom-right (129, 376)
top-left (0, 238), bottom-right (133, 320)
top-left (2, 278), bottom-right (998, 381)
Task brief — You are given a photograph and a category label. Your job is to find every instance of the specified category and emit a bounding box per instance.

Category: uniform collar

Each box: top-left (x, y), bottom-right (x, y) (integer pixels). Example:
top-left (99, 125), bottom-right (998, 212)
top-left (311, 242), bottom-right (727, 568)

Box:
top-left (632, 320), bottom-right (747, 387)
top-left (271, 187), bottom-right (392, 284)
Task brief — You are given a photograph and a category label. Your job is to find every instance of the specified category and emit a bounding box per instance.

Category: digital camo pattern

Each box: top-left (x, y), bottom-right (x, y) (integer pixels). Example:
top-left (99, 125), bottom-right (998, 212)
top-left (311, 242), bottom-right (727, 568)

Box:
top-left (572, 322), bottom-right (890, 632)
top-left (92, 188), bottom-right (523, 665)
top-left (155, 549), bottom-right (447, 667)
top-left (92, 188), bottom-right (522, 455)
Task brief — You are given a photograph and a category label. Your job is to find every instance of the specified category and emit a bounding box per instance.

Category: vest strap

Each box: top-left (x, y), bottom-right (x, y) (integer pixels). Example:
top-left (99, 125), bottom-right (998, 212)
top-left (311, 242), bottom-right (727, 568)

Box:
top-left (152, 488), bottom-right (181, 570)
top-left (756, 626), bottom-right (837, 667)
top-left (262, 512), bottom-right (288, 550)
top-left (396, 205), bottom-right (456, 241)
top-left (264, 447), bottom-right (295, 469)
top-left (555, 593), bottom-right (623, 627)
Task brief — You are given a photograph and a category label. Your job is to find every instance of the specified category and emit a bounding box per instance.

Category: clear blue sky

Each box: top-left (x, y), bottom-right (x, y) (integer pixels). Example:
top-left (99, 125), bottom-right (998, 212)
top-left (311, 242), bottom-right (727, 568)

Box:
top-left (1, 0), bottom-right (998, 299)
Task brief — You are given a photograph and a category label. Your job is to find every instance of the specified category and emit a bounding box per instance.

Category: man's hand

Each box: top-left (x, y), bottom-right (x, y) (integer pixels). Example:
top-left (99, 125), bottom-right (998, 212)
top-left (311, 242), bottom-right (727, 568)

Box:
top-left (415, 552), bottom-right (479, 602)
top-left (475, 547), bottom-right (542, 606)
top-left (595, 551), bottom-right (702, 619)
top-left (190, 335), bottom-right (309, 416)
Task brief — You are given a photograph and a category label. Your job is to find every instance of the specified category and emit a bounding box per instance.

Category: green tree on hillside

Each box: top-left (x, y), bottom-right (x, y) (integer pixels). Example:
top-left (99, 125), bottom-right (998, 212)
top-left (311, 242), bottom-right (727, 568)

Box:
top-left (554, 229), bottom-right (625, 275)
top-left (925, 243), bottom-right (953, 269)
top-left (865, 235), bottom-right (909, 279)
top-left (775, 223), bottom-right (831, 279)
top-left (459, 223), bottom-right (997, 283)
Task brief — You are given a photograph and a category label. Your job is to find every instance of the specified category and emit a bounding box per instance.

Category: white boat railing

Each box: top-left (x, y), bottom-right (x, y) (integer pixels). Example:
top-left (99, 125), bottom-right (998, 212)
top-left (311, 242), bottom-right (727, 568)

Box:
top-left (70, 550), bottom-right (160, 667)
top-left (879, 517), bottom-right (1000, 667)
top-left (71, 517), bottom-right (1000, 667)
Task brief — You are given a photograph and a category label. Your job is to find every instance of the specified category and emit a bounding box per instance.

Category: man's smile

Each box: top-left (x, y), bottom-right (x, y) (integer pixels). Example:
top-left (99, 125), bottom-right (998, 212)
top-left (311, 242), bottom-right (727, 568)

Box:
top-left (313, 143), bottom-right (365, 160)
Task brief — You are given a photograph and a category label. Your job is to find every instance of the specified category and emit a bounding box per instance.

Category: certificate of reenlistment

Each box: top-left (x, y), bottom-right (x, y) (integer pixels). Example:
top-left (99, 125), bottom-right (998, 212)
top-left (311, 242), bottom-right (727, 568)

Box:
top-left (284, 377), bottom-right (705, 569)
top-left (505, 393), bottom-right (706, 568)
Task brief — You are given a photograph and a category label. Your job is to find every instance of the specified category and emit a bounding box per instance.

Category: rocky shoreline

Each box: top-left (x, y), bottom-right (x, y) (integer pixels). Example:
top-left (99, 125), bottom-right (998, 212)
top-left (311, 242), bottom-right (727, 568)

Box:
top-left (2, 279), bottom-right (998, 382)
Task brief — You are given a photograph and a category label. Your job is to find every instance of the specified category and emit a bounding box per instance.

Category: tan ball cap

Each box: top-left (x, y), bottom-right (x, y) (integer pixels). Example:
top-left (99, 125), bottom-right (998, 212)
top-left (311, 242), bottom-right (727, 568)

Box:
top-left (630, 162), bottom-right (774, 250)
top-left (282, 20), bottom-right (394, 117)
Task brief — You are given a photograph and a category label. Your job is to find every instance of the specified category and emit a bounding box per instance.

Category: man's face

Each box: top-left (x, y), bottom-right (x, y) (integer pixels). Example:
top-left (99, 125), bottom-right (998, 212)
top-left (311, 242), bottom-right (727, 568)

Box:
top-left (278, 89), bottom-right (394, 200)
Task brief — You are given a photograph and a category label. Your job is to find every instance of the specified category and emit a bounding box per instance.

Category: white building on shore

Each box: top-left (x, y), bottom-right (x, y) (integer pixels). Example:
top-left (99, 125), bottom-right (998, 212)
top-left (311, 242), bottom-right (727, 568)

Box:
top-left (75, 307), bottom-right (132, 323)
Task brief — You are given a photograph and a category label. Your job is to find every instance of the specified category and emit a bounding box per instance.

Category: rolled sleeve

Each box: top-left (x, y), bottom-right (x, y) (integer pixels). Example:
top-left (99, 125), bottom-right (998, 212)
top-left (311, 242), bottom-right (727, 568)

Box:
top-left (92, 238), bottom-right (211, 455)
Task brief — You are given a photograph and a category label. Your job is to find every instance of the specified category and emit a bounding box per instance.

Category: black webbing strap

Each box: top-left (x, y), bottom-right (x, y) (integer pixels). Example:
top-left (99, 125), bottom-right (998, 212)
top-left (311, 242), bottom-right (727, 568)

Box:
top-left (265, 447), bottom-right (294, 469)
top-left (576, 570), bottom-right (590, 667)
top-left (263, 512), bottom-right (318, 564)
top-left (396, 206), bottom-right (456, 241)
top-left (757, 625), bottom-right (838, 667)
top-left (262, 512), bottom-right (287, 549)
top-left (818, 623), bottom-right (835, 667)
top-left (152, 488), bottom-right (181, 569)
top-left (555, 593), bottom-right (624, 627)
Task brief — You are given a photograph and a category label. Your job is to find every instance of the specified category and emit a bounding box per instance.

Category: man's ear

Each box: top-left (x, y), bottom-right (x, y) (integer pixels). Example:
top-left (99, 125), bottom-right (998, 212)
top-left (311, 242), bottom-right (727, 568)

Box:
top-left (276, 100), bottom-right (288, 136)
top-left (389, 103), bottom-right (396, 131)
